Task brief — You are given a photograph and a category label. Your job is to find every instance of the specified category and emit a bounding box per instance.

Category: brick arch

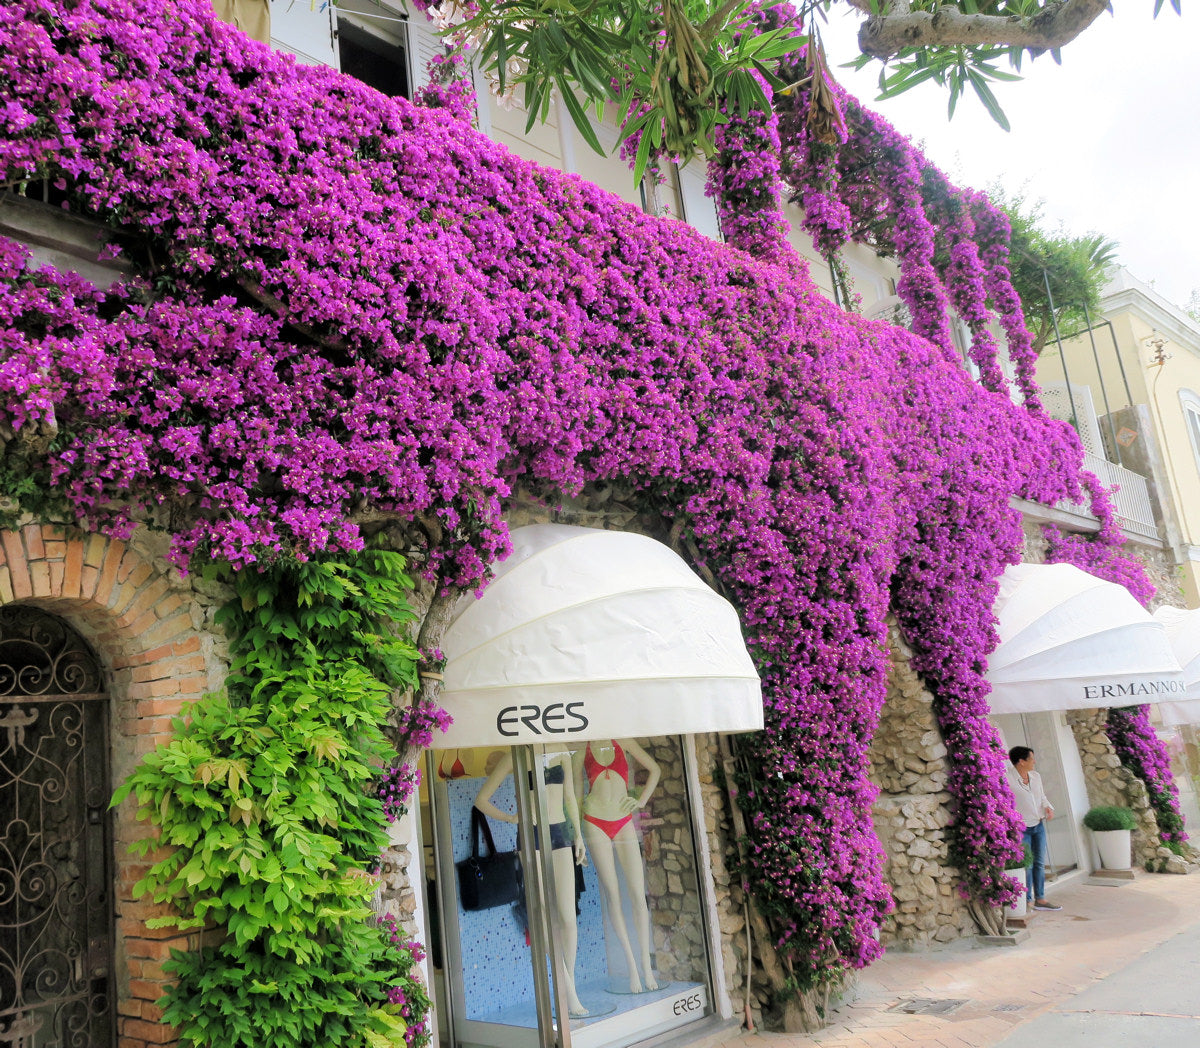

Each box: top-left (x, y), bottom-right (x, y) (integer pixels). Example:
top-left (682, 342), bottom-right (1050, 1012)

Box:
top-left (1, 523), bottom-right (223, 1048)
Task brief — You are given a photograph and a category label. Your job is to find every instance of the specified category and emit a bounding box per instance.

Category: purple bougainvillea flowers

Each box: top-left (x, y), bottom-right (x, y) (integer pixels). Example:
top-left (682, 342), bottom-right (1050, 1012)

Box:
top-left (0, 0), bottom-right (1181, 989)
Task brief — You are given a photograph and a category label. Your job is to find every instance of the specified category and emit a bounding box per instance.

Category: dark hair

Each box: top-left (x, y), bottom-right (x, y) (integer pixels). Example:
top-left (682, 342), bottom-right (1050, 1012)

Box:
top-left (1009, 746), bottom-right (1034, 766)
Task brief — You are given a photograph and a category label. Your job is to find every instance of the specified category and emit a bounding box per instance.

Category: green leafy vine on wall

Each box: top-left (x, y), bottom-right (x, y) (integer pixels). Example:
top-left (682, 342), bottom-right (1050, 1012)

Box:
top-left (113, 550), bottom-right (433, 1048)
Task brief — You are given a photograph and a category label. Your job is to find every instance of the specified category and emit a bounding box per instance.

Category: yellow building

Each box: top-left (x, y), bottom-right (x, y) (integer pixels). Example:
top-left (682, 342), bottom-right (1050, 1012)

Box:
top-left (1037, 268), bottom-right (1200, 607)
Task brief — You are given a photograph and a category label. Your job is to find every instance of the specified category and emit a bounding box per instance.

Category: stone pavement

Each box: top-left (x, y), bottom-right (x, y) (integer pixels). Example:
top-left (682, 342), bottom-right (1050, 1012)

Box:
top-left (717, 870), bottom-right (1200, 1048)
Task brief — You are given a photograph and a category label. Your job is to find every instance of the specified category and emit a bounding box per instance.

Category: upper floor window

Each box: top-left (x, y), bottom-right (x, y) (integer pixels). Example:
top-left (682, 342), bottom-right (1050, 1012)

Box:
top-left (336, 2), bottom-right (412, 99)
top-left (1180, 389), bottom-right (1200, 476)
top-left (269, 0), bottom-right (426, 98)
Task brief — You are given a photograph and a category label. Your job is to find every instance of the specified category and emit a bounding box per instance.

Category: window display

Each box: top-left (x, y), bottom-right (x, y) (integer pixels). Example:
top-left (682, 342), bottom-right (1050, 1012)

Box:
top-left (575, 740), bottom-right (660, 994)
top-left (425, 737), bottom-right (712, 1048)
top-left (475, 749), bottom-right (590, 1017)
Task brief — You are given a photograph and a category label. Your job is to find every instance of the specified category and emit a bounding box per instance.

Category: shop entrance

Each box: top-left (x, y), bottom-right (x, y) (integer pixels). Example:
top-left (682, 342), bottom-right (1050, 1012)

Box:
top-left (425, 523), bottom-right (766, 1048)
top-left (993, 712), bottom-right (1084, 880)
top-left (422, 737), bottom-right (714, 1048)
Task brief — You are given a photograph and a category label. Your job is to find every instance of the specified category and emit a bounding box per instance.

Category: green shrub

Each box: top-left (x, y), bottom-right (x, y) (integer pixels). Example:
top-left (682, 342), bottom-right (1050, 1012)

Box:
top-left (1004, 843), bottom-right (1034, 870)
top-left (113, 550), bottom-right (431, 1048)
top-left (1082, 805), bottom-right (1138, 832)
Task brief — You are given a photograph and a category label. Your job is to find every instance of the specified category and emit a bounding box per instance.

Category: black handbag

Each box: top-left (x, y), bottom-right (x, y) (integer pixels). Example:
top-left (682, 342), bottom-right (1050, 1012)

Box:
top-left (456, 807), bottom-right (521, 911)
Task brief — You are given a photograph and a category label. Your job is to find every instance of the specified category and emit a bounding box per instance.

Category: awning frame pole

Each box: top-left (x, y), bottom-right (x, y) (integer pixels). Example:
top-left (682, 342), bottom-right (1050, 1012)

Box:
top-left (1044, 268), bottom-right (1080, 429)
top-left (1082, 302), bottom-right (1122, 467)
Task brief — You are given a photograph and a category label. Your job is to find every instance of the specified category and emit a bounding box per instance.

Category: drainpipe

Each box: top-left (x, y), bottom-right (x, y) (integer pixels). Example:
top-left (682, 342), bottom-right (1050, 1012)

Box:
top-left (1105, 319), bottom-right (1136, 409)
top-left (1147, 335), bottom-right (1193, 557)
top-left (828, 257), bottom-right (841, 308)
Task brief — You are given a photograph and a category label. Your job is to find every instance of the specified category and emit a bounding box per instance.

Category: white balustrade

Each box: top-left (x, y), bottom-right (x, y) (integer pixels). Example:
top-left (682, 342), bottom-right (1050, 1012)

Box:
top-left (1056, 453), bottom-right (1158, 540)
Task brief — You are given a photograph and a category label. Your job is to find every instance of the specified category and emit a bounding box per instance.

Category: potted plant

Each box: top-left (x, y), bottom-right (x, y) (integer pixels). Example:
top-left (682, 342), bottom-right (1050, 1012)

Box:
top-left (1083, 805), bottom-right (1138, 871)
top-left (1004, 843), bottom-right (1033, 918)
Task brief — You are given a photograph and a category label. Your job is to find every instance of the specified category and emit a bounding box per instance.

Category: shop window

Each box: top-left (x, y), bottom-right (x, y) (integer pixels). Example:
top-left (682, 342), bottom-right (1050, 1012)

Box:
top-left (422, 737), bottom-right (714, 1048)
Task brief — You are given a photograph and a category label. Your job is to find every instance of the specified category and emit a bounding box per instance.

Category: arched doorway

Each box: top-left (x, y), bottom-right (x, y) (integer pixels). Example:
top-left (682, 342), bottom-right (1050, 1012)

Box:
top-left (1, 605), bottom-right (114, 1047)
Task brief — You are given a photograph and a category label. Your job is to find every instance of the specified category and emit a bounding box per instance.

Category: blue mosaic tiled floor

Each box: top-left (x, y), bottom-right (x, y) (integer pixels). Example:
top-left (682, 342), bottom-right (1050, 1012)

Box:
top-left (476, 979), bottom-right (696, 1030)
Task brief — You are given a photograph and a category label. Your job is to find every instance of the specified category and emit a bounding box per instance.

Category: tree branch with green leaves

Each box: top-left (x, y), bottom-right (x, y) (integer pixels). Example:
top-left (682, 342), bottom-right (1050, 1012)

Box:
top-left (433, 0), bottom-right (1180, 147)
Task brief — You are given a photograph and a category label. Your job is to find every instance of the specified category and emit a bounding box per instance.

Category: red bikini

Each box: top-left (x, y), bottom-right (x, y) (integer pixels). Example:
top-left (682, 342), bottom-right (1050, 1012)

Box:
top-left (583, 742), bottom-right (634, 839)
top-left (583, 740), bottom-right (628, 786)
top-left (437, 749), bottom-right (466, 780)
top-left (584, 812), bottom-right (633, 839)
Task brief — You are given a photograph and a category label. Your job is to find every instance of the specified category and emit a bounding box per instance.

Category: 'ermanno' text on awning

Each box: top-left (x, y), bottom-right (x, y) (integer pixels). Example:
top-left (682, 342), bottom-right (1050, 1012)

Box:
top-left (1082, 680), bottom-right (1187, 701)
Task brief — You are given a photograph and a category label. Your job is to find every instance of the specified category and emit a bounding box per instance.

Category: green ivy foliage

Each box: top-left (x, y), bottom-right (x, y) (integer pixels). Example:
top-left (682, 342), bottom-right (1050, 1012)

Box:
top-left (113, 550), bottom-right (431, 1048)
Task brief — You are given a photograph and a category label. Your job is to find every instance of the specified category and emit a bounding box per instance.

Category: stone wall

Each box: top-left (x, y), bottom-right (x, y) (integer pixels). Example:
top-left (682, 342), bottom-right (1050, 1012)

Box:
top-left (1067, 710), bottom-right (1199, 874)
top-left (642, 736), bottom-right (708, 986)
top-left (868, 620), bottom-right (975, 947)
top-left (694, 733), bottom-right (759, 1028)
top-left (375, 811), bottom-right (422, 942)
top-left (1066, 709), bottom-right (1162, 868)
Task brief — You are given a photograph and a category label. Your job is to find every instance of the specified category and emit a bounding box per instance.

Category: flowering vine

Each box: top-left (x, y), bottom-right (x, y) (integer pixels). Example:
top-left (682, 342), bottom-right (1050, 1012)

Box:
top-left (703, 74), bottom-right (790, 261)
top-left (378, 764), bottom-right (423, 824)
top-left (0, 0), bottom-right (1182, 1018)
top-left (1106, 706), bottom-right (1186, 845)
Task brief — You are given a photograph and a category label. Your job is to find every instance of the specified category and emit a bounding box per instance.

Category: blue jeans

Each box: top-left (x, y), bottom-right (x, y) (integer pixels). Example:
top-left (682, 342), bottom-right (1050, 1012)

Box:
top-left (1022, 820), bottom-right (1047, 900)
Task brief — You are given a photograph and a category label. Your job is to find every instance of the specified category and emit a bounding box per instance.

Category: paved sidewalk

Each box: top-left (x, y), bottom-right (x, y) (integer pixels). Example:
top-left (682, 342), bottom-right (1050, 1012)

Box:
top-left (721, 870), bottom-right (1200, 1048)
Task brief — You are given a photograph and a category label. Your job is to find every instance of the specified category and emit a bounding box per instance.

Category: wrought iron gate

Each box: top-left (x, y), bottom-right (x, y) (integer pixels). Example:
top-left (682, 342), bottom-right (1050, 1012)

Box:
top-left (0, 606), bottom-right (114, 1048)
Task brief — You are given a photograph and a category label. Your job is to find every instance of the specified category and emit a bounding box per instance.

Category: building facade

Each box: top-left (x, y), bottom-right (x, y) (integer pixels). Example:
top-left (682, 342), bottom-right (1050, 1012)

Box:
top-left (2, 5), bottom-right (1197, 1048)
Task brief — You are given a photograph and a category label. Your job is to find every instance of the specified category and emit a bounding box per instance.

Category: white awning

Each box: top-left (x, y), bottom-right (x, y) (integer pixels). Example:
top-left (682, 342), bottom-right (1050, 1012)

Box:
top-left (437, 524), bottom-right (763, 748)
top-left (1153, 606), bottom-right (1200, 726)
top-left (986, 563), bottom-right (1186, 714)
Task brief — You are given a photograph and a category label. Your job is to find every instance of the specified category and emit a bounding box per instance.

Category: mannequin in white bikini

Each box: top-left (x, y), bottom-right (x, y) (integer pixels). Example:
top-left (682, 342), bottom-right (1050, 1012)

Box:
top-left (573, 738), bottom-right (661, 993)
top-left (474, 749), bottom-right (589, 1016)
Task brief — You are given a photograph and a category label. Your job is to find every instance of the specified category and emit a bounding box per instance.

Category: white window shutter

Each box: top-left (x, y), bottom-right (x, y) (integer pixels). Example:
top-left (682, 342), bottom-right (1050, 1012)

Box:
top-left (677, 161), bottom-right (722, 242)
top-left (269, 0), bottom-right (337, 68)
top-left (405, 12), bottom-right (446, 92)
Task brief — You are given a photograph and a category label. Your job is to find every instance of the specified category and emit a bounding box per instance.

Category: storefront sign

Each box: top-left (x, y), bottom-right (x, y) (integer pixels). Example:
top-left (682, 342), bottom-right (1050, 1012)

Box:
top-left (496, 701), bottom-right (590, 737)
top-left (437, 676), bottom-right (762, 748)
top-left (1081, 679), bottom-right (1187, 702)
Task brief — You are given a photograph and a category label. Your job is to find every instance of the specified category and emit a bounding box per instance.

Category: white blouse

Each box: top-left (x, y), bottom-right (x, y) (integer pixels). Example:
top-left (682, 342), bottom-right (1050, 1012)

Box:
top-left (1008, 767), bottom-right (1051, 828)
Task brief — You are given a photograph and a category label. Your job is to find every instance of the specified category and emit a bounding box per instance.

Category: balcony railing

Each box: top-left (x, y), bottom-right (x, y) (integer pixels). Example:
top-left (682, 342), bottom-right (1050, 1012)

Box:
top-left (1058, 452), bottom-right (1159, 540)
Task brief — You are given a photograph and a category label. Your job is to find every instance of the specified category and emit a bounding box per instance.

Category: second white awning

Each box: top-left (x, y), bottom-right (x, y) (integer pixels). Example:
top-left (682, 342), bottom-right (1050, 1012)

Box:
top-left (986, 563), bottom-right (1185, 714)
top-left (1153, 605), bottom-right (1200, 726)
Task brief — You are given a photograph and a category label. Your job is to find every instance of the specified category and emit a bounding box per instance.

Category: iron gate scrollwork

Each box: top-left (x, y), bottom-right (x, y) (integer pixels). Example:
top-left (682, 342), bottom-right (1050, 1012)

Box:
top-left (0, 606), bottom-right (114, 1048)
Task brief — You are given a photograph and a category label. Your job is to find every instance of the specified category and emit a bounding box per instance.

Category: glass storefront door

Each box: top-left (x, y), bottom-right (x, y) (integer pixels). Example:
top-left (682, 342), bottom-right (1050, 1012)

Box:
top-left (992, 713), bottom-right (1081, 879)
top-left (422, 737), bottom-right (714, 1048)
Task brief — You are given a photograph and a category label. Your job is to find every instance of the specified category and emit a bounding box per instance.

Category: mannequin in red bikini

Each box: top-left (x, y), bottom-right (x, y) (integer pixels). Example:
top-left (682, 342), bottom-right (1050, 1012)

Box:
top-left (573, 738), bottom-right (660, 993)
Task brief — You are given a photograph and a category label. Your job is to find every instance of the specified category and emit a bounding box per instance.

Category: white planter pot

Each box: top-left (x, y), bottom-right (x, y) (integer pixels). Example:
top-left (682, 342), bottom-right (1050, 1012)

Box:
top-left (1005, 873), bottom-right (1027, 918)
top-left (1094, 828), bottom-right (1132, 871)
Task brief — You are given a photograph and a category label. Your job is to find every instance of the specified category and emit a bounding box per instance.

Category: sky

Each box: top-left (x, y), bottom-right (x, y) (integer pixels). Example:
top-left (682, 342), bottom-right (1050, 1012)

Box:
top-left (819, 4), bottom-right (1199, 311)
